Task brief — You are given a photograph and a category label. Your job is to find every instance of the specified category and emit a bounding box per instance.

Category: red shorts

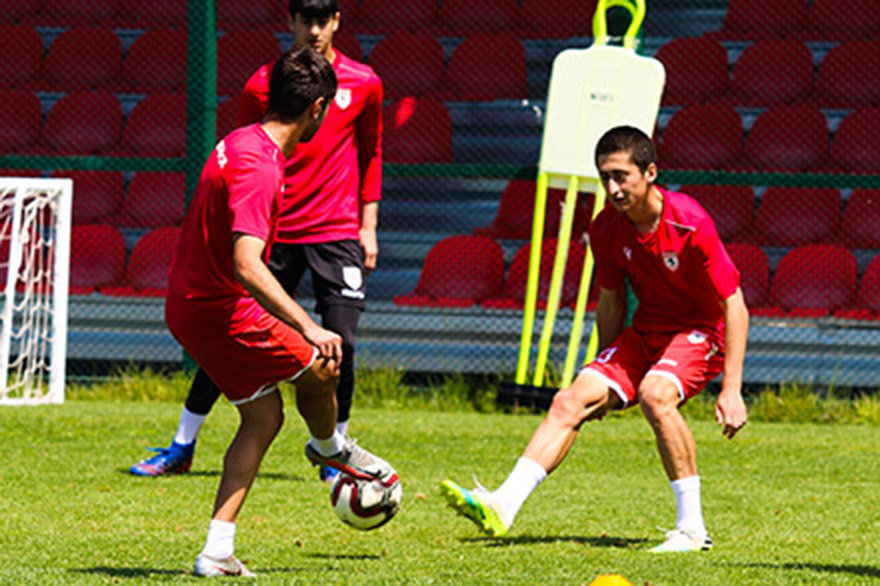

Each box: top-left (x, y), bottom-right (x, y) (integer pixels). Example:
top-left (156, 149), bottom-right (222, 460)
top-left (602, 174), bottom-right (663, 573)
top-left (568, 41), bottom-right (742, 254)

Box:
top-left (581, 327), bottom-right (723, 408)
top-left (166, 297), bottom-right (317, 405)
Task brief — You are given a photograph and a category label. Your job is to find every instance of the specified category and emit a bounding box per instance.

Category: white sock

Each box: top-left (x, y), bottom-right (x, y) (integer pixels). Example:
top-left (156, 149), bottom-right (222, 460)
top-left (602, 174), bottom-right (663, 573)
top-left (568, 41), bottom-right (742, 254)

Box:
top-left (492, 457), bottom-right (548, 525)
top-left (309, 430), bottom-right (346, 457)
top-left (173, 408), bottom-right (205, 446)
top-left (671, 475), bottom-right (707, 536)
top-left (201, 519), bottom-right (235, 559)
top-left (336, 420), bottom-right (349, 437)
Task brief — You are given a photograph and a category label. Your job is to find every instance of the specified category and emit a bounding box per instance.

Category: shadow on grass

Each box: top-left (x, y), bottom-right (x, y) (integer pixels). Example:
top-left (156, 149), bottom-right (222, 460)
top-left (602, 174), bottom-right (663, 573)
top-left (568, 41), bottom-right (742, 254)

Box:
top-left (466, 535), bottom-right (649, 549)
top-left (71, 567), bottom-right (184, 578)
top-left (116, 468), bottom-right (307, 481)
top-left (735, 562), bottom-right (880, 579)
top-left (307, 552), bottom-right (383, 561)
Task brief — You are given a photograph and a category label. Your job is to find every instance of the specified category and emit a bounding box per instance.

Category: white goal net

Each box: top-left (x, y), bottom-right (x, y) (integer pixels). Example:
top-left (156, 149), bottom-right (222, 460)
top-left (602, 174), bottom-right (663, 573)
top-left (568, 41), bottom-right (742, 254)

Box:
top-left (0, 178), bottom-right (72, 405)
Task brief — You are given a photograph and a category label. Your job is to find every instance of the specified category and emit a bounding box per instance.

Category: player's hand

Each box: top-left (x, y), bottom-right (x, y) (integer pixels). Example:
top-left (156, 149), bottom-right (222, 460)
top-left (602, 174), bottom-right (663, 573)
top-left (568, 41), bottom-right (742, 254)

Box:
top-left (303, 325), bottom-right (342, 365)
top-left (359, 227), bottom-right (378, 274)
top-left (715, 388), bottom-right (747, 439)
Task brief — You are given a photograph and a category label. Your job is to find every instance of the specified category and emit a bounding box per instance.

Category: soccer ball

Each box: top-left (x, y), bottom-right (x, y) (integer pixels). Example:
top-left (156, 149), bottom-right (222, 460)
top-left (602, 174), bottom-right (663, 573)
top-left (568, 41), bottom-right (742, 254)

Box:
top-left (330, 469), bottom-right (403, 530)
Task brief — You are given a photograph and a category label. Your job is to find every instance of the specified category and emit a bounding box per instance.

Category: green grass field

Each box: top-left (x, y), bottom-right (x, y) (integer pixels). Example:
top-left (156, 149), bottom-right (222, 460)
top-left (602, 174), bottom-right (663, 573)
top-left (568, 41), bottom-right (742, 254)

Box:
top-left (1, 399), bottom-right (879, 584)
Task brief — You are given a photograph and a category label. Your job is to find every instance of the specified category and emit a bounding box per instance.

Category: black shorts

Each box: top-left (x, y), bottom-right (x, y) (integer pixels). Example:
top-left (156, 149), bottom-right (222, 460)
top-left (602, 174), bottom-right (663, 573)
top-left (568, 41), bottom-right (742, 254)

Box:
top-left (268, 240), bottom-right (366, 313)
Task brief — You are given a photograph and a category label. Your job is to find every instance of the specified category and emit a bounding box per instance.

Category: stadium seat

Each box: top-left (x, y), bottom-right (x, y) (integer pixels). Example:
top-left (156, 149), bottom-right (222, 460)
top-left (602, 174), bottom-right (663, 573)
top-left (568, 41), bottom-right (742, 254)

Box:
top-left (473, 179), bottom-right (590, 240)
top-left (41, 27), bottom-right (121, 91)
top-left (725, 242), bottom-right (770, 307)
top-left (333, 30), bottom-right (363, 63)
top-left (110, 172), bottom-right (186, 228)
top-left (356, 0), bottom-right (435, 34)
top-left (716, 0), bottom-right (807, 40)
top-left (383, 96), bottom-right (452, 164)
top-left (216, 30), bottom-right (280, 96)
top-left (840, 189), bottom-right (880, 249)
top-left (441, 34), bottom-right (527, 101)
top-left (103, 226), bottom-right (180, 296)
top-left (216, 0), bottom-right (281, 30)
top-left (803, 0), bottom-right (880, 41)
top-left (122, 29), bottom-right (188, 93)
top-left (69, 224), bottom-right (126, 294)
top-left (658, 104), bottom-right (743, 170)
top-left (770, 244), bottom-right (857, 311)
top-left (436, 0), bottom-right (517, 36)
top-left (726, 40), bottom-right (814, 107)
top-left (393, 234), bottom-right (504, 307)
top-left (121, 93), bottom-right (186, 157)
top-left (119, 0), bottom-right (186, 27)
top-left (0, 0), bottom-right (41, 24)
top-left (856, 255), bottom-right (880, 314)
top-left (654, 36), bottom-right (728, 106)
top-left (0, 90), bottom-right (41, 154)
top-left (744, 106), bottom-right (829, 171)
top-left (813, 41), bottom-right (880, 108)
top-left (753, 187), bottom-right (841, 246)
top-left (368, 32), bottom-right (445, 99)
top-left (50, 170), bottom-right (123, 225)
top-left (40, 0), bottom-right (120, 25)
top-left (0, 25), bottom-right (42, 88)
top-left (337, 0), bottom-right (359, 25)
top-left (682, 184), bottom-right (754, 242)
top-left (43, 91), bottom-right (122, 155)
top-left (830, 108), bottom-right (880, 172)
top-left (517, 0), bottom-right (598, 38)
top-left (216, 98), bottom-right (240, 138)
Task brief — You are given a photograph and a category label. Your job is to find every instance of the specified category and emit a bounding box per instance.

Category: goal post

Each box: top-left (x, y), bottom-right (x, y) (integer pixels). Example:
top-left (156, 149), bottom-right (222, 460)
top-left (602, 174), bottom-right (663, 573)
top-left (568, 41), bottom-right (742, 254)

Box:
top-left (0, 177), bottom-right (72, 405)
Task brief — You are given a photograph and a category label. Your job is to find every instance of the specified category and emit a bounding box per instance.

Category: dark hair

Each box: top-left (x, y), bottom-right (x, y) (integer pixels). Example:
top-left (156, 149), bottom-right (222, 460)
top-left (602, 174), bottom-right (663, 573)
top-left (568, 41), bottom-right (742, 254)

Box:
top-left (594, 126), bottom-right (656, 172)
top-left (267, 47), bottom-right (337, 122)
top-left (289, 0), bottom-right (339, 19)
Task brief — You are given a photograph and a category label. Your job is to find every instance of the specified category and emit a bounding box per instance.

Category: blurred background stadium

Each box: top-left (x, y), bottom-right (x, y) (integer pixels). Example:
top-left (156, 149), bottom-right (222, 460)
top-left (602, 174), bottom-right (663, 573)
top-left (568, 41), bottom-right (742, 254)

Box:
top-left (2, 0), bottom-right (880, 387)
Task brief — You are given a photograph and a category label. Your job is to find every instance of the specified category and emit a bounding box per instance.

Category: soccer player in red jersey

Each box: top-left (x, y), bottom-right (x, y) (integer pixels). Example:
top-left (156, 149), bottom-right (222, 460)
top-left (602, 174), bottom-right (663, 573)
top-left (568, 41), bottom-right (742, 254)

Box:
top-left (131, 0), bottom-right (382, 482)
top-left (165, 48), bottom-right (390, 577)
top-left (441, 126), bottom-right (749, 553)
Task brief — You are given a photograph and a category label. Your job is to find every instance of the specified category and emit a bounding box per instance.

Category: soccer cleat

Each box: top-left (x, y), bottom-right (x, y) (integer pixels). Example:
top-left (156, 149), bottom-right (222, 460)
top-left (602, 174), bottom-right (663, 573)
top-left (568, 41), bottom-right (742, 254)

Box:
top-left (439, 479), bottom-right (509, 538)
top-left (304, 437), bottom-right (392, 481)
top-left (129, 441), bottom-right (195, 477)
top-left (650, 529), bottom-right (713, 553)
top-left (193, 554), bottom-right (255, 577)
top-left (319, 465), bottom-right (340, 483)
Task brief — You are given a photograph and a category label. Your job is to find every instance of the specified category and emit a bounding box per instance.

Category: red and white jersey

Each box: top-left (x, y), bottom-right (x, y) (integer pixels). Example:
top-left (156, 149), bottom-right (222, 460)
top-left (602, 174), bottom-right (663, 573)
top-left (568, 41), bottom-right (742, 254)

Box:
top-left (589, 188), bottom-right (740, 344)
top-left (237, 50), bottom-right (383, 244)
top-left (168, 124), bottom-right (284, 324)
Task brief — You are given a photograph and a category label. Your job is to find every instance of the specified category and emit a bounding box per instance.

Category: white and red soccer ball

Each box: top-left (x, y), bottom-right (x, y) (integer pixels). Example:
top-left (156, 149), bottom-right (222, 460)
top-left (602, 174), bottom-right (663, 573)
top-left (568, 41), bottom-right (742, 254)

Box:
top-left (330, 469), bottom-right (403, 530)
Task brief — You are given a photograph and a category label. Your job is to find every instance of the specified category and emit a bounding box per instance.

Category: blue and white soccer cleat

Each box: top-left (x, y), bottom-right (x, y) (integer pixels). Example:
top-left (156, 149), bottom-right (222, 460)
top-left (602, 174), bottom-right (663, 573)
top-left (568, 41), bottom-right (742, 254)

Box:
top-left (129, 441), bottom-right (195, 477)
top-left (650, 528), bottom-right (713, 553)
top-left (193, 554), bottom-right (255, 578)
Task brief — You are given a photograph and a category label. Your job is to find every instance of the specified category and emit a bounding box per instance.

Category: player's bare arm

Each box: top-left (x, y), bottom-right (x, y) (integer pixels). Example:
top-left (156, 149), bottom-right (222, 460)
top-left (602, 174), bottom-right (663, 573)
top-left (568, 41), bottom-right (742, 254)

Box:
top-left (359, 200), bottom-right (379, 272)
top-left (716, 287), bottom-right (748, 439)
top-left (595, 286), bottom-right (627, 351)
top-left (232, 233), bottom-right (342, 363)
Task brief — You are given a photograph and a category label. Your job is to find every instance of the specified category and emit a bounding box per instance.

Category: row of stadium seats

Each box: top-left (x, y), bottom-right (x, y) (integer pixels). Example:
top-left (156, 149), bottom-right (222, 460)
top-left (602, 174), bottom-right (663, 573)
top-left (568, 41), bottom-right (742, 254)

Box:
top-left (716, 0), bottom-right (880, 42)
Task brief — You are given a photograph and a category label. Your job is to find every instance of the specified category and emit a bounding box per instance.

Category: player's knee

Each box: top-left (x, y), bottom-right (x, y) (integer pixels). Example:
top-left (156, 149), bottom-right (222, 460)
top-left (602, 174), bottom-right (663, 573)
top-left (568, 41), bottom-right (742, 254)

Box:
top-left (302, 360), bottom-right (339, 394)
top-left (548, 385), bottom-right (599, 426)
top-left (638, 379), bottom-right (679, 420)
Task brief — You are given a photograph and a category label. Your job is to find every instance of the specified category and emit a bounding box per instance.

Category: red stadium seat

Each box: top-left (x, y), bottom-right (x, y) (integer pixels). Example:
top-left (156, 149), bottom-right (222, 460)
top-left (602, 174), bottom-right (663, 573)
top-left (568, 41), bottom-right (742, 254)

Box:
top-left (716, 0), bottom-right (807, 40)
top-left (0, 25), bottom-right (42, 88)
top-left (0, 90), bottom-right (41, 154)
top-left (727, 40), bottom-right (813, 107)
top-left (383, 96), bottom-right (452, 163)
top-left (655, 36), bottom-right (729, 107)
top-left (103, 226), bottom-right (180, 296)
top-left (43, 91), bottom-right (122, 155)
top-left (216, 0), bottom-right (281, 30)
top-left (122, 29), bottom-right (187, 93)
top-left (682, 184), bottom-right (754, 242)
top-left (436, 0), bottom-right (517, 36)
top-left (69, 224), bottom-right (126, 294)
top-left (725, 242), bottom-right (770, 307)
top-left (744, 106), bottom-right (829, 172)
top-left (771, 244), bottom-right (857, 311)
top-left (369, 32), bottom-right (445, 99)
top-left (41, 0), bottom-right (119, 24)
top-left (517, 0), bottom-right (598, 38)
top-left (121, 93), bottom-right (186, 157)
top-left (393, 234), bottom-right (504, 307)
top-left (110, 172), bottom-right (185, 229)
top-left (857, 255), bottom-right (880, 314)
top-left (830, 108), bottom-right (880, 173)
top-left (333, 30), bottom-right (363, 63)
top-left (356, 0), bottom-right (435, 34)
top-left (840, 190), bottom-right (880, 249)
top-left (474, 179), bottom-right (590, 240)
top-left (803, 0), bottom-right (880, 41)
top-left (337, 0), bottom-right (359, 25)
top-left (50, 170), bottom-right (123, 225)
top-left (753, 187), bottom-right (840, 246)
top-left (216, 98), bottom-right (240, 138)
top-left (441, 34), bottom-right (526, 101)
top-left (813, 42), bottom-right (880, 108)
top-left (658, 104), bottom-right (743, 170)
top-left (119, 0), bottom-right (186, 27)
top-left (41, 27), bottom-right (121, 91)
top-left (217, 31), bottom-right (280, 96)
top-left (0, 0), bottom-right (41, 23)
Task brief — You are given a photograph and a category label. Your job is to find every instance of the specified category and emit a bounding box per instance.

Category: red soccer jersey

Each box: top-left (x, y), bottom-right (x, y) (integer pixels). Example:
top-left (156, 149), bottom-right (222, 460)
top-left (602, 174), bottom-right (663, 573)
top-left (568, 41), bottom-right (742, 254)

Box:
top-left (237, 50), bottom-right (383, 244)
top-left (168, 124), bottom-right (284, 323)
top-left (589, 188), bottom-right (740, 344)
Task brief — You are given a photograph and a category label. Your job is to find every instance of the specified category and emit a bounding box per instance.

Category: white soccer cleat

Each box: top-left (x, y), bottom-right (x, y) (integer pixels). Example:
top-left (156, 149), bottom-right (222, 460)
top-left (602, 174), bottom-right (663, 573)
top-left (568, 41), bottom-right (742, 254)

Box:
top-left (650, 528), bottom-right (713, 553)
top-left (193, 554), bottom-right (255, 578)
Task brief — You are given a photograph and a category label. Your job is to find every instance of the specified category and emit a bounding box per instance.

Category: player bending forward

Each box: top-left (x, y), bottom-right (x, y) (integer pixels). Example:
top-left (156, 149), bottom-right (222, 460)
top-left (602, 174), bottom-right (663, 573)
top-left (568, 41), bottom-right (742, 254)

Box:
top-left (165, 48), bottom-right (390, 577)
top-left (441, 126), bottom-right (748, 553)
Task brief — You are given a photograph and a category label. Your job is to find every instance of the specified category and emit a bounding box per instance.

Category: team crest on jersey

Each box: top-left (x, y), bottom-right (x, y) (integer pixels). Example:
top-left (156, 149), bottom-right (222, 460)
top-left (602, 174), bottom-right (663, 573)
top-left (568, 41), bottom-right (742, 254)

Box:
top-left (335, 88), bottom-right (352, 110)
top-left (688, 331), bottom-right (707, 344)
top-left (662, 251), bottom-right (679, 271)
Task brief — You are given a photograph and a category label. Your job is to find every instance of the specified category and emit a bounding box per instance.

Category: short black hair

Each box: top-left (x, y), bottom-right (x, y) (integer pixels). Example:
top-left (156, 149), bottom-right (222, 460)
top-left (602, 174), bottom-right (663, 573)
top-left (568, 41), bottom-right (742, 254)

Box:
top-left (267, 47), bottom-right (337, 122)
top-left (289, 0), bottom-right (339, 19)
top-left (594, 126), bottom-right (656, 172)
